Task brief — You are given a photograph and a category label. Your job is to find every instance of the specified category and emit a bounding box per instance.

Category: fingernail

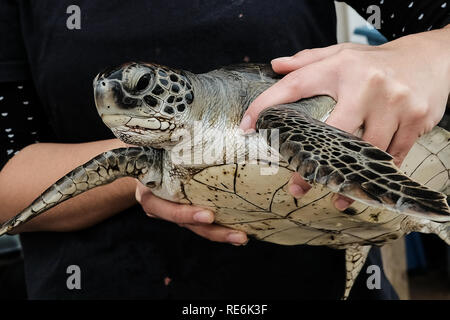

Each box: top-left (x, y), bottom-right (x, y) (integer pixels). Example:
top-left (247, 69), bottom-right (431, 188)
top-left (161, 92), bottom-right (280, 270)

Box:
top-left (135, 189), bottom-right (142, 203)
top-left (335, 199), bottom-right (350, 211)
top-left (193, 210), bottom-right (214, 223)
top-left (289, 184), bottom-right (305, 198)
top-left (227, 232), bottom-right (247, 245)
top-left (239, 114), bottom-right (253, 133)
top-left (271, 56), bottom-right (291, 64)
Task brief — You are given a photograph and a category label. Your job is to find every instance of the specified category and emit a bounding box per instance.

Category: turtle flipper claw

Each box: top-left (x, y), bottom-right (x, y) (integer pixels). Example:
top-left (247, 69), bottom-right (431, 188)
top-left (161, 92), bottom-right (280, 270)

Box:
top-left (256, 105), bottom-right (450, 222)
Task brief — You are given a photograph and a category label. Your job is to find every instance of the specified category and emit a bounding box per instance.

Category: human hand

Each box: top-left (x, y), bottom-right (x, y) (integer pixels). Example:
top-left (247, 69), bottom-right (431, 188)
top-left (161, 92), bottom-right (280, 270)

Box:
top-left (240, 28), bottom-right (450, 211)
top-left (135, 182), bottom-right (248, 245)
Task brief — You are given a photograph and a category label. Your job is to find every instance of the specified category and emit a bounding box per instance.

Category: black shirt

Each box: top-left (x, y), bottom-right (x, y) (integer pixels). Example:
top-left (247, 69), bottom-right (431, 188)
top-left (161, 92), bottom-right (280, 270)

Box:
top-left (0, 0), bottom-right (448, 299)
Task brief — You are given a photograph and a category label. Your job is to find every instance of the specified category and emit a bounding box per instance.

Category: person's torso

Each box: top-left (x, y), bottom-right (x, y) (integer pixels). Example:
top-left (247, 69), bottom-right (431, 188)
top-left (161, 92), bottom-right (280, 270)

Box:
top-left (12, 0), bottom-right (395, 300)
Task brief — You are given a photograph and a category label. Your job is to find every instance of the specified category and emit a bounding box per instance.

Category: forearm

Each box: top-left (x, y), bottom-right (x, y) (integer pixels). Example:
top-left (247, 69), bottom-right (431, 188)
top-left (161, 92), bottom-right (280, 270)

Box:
top-left (0, 139), bottom-right (137, 233)
top-left (447, 24), bottom-right (450, 109)
top-left (384, 24), bottom-right (450, 99)
top-left (430, 25), bottom-right (450, 105)
top-left (418, 24), bottom-right (450, 91)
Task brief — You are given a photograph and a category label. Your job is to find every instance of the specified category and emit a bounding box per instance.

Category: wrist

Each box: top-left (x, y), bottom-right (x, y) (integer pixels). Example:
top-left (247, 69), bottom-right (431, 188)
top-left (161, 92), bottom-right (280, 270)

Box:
top-left (444, 27), bottom-right (450, 93)
top-left (428, 26), bottom-right (450, 94)
top-left (439, 26), bottom-right (450, 92)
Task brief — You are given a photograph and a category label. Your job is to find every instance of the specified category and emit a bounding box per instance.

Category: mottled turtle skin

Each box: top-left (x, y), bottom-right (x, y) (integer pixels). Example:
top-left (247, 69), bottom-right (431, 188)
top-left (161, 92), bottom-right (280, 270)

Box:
top-left (2, 63), bottom-right (449, 299)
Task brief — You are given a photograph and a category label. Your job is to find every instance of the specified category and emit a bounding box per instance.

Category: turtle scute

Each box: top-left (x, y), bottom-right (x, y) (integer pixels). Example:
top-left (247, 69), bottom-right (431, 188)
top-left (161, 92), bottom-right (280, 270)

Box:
top-left (256, 105), bottom-right (450, 222)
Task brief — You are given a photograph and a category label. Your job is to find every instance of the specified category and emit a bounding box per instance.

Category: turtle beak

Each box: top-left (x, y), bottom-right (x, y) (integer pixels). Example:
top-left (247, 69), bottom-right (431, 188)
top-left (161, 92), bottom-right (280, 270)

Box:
top-left (94, 76), bottom-right (122, 114)
top-left (93, 79), bottom-right (132, 128)
top-left (94, 63), bottom-right (145, 130)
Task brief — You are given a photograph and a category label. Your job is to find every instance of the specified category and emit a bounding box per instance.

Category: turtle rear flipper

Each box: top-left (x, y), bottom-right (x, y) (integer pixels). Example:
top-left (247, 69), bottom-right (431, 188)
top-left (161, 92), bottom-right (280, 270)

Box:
top-left (256, 105), bottom-right (450, 222)
top-left (0, 147), bottom-right (162, 236)
top-left (343, 245), bottom-right (371, 300)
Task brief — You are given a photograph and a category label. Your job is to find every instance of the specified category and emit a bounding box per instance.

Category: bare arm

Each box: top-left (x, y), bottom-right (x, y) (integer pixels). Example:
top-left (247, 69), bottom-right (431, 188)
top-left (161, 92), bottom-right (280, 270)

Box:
top-left (241, 24), bottom-right (450, 211)
top-left (0, 139), bottom-right (137, 233)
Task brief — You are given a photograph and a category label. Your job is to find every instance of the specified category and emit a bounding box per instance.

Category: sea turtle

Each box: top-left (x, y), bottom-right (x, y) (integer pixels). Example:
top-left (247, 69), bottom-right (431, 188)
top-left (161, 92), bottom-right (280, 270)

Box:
top-left (1, 63), bottom-right (449, 299)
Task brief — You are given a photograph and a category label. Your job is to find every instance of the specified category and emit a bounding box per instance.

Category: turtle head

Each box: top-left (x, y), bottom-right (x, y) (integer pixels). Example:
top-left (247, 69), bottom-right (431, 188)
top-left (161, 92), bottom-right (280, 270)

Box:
top-left (94, 62), bottom-right (194, 147)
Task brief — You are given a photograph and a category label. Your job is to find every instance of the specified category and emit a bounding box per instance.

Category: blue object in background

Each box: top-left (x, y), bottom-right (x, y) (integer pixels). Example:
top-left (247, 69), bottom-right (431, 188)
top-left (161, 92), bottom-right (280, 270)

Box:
top-left (354, 26), bottom-right (388, 45)
top-left (405, 233), bottom-right (427, 270)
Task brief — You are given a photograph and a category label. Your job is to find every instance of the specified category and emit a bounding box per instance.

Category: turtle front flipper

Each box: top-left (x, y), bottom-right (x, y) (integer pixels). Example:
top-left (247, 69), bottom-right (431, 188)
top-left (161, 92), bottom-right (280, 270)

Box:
top-left (0, 147), bottom-right (162, 236)
top-left (256, 105), bottom-right (450, 222)
top-left (343, 245), bottom-right (371, 300)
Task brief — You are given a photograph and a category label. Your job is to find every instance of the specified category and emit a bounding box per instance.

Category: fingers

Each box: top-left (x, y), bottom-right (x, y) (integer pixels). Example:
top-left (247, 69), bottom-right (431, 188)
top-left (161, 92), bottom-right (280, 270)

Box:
top-left (387, 125), bottom-right (419, 167)
top-left (135, 182), bottom-right (248, 245)
top-left (332, 194), bottom-right (354, 211)
top-left (136, 183), bottom-right (214, 224)
top-left (182, 223), bottom-right (248, 246)
top-left (328, 110), bottom-right (397, 211)
top-left (240, 60), bottom-right (337, 132)
top-left (288, 172), bottom-right (354, 211)
top-left (328, 106), bottom-right (394, 212)
top-left (325, 99), bottom-right (364, 136)
top-left (272, 43), bottom-right (357, 74)
top-left (361, 116), bottom-right (398, 151)
top-left (288, 173), bottom-right (311, 198)
top-left (326, 101), bottom-right (367, 212)
top-left (288, 171), bottom-right (354, 211)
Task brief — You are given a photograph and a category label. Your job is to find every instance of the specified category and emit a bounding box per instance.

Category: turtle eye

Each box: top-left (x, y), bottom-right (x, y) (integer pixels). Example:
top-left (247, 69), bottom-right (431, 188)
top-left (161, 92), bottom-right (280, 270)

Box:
top-left (135, 73), bottom-right (151, 91)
